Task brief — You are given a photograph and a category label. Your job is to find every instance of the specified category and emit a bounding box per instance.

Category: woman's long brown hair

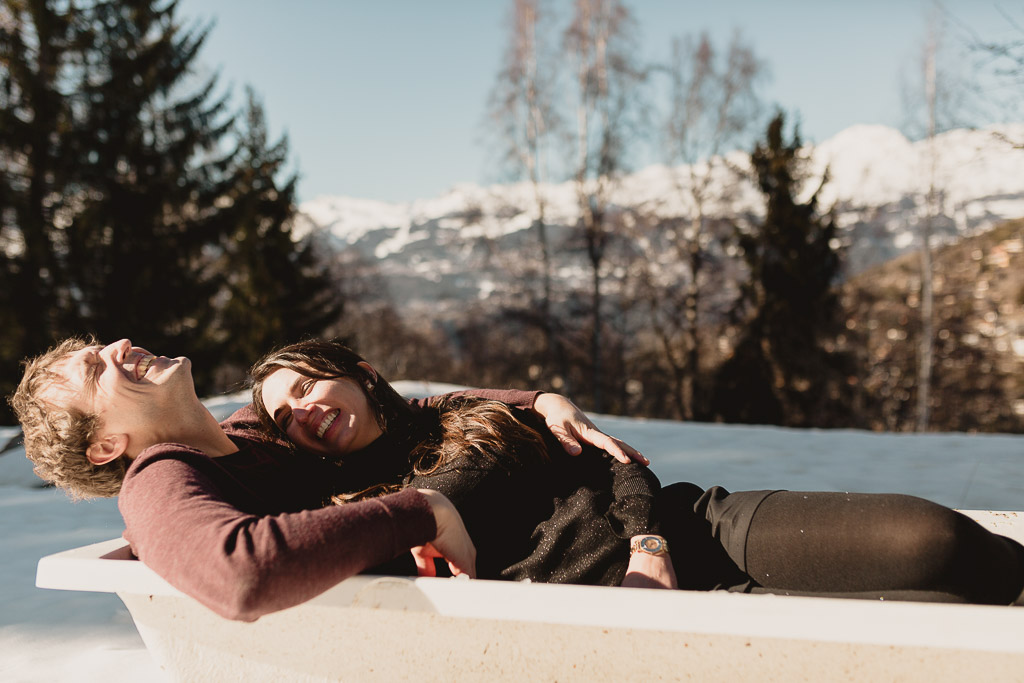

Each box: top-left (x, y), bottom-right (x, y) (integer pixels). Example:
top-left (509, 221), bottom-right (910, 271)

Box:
top-left (249, 339), bottom-right (548, 504)
top-left (411, 394), bottom-right (548, 476)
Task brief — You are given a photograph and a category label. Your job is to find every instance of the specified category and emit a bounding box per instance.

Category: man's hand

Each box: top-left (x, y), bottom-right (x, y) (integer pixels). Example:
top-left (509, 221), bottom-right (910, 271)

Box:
top-left (412, 489), bottom-right (477, 578)
top-left (621, 538), bottom-right (678, 590)
top-left (533, 393), bottom-right (648, 465)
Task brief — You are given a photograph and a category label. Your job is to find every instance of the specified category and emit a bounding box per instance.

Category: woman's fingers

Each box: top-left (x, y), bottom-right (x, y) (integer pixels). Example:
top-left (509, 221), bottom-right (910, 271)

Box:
top-left (576, 424), bottom-right (648, 465)
top-left (535, 393), bottom-right (648, 464)
top-left (547, 423), bottom-right (584, 455)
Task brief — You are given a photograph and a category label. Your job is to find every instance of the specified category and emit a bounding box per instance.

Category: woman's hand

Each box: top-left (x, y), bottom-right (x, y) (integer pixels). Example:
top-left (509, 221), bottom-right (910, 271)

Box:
top-left (533, 393), bottom-right (648, 465)
top-left (621, 537), bottom-right (678, 590)
top-left (411, 489), bottom-right (477, 579)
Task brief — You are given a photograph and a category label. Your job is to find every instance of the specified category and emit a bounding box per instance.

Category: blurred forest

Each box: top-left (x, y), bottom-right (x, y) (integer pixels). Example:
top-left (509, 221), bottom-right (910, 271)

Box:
top-left (2, 0), bottom-right (1022, 433)
top-left (0, 0), bottom-right (342, 422)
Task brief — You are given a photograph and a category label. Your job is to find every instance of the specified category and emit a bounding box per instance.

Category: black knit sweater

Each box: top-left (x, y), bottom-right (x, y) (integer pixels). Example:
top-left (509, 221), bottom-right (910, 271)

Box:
top-left (406, 408), bottom-right (661, 585)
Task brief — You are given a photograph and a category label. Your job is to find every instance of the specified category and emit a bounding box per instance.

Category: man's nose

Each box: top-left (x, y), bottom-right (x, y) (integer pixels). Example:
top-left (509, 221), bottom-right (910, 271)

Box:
top-left (102, 339), bottom-right (132, 358)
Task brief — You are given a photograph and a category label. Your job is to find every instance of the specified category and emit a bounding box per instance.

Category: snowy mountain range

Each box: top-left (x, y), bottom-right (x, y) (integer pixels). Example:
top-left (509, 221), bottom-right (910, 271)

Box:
top-left (297, 124), bottom-right (1024, 316)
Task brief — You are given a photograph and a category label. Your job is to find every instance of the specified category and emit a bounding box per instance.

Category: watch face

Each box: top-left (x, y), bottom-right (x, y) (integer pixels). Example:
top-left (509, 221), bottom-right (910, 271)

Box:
top-left (640, 536), bottom-right (663, 553)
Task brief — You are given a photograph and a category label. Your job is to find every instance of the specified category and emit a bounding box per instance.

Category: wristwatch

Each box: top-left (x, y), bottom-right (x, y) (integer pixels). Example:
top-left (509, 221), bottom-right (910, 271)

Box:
top-left (630, 535), bottom-right (669, 556)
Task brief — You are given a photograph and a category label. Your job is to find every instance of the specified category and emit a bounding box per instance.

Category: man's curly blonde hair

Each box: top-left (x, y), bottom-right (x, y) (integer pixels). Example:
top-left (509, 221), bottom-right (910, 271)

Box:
top-left (8, 337), bottom-right (128, 499)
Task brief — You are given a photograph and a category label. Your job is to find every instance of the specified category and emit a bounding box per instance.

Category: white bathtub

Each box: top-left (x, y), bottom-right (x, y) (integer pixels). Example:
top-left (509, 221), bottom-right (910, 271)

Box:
top-left (36, 510), bottom-right (1024, 682)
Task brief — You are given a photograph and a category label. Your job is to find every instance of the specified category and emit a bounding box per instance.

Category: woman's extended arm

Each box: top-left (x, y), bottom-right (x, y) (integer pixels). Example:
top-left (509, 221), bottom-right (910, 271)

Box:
top-left (532, 393), bottom-right (647, 465)
top-left (414, 389), bottom-right (647, 465)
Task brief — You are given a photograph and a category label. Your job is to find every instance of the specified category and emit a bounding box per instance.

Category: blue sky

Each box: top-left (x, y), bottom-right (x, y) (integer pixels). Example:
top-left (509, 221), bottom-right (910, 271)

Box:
top-left (175, 0), bottom-right (1019, 203)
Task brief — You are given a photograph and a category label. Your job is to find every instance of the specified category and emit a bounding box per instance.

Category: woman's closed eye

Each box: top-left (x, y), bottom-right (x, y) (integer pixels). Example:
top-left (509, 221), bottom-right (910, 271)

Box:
top-left (272, 377), bottom-right (317, 432)
top-left (282, 380), bottom-right (314, 428)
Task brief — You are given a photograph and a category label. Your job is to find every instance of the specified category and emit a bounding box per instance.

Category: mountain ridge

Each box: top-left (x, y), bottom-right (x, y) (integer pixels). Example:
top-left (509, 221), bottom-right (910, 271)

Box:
top-left (296, 123), bottom-right (1024, 314)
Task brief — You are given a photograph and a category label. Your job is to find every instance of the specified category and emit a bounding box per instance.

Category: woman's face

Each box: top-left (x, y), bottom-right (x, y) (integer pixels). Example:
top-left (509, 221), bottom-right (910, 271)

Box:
top-left (259, 364), bottom-right (383, 458)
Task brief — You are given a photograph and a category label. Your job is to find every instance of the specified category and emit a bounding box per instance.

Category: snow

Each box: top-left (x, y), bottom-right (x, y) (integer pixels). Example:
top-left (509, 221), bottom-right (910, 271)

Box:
top-left (1, 388), bottom-right (1022, 682)
top-left (811, 124), bottom-right (917, 206)
top-left (300, 123), bottom-right (1024, 252)
top-left (301, 196), bottom-right (416, 243)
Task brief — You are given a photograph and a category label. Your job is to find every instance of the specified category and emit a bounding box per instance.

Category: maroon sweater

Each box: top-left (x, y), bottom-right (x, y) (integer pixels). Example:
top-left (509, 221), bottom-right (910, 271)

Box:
top-left (118, 389), bottom-right (539, 621)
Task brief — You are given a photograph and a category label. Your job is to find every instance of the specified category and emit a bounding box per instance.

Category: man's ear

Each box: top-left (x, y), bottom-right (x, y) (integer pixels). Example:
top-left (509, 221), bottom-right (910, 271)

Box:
top-left (86, 434), bottom-right (129, 466)
top-left (357, 361), bottom-right (378, 382)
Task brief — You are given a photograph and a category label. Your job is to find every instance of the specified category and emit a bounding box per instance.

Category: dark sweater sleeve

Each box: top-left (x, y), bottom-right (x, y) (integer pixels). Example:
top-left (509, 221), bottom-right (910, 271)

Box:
top-left (118, 446), bottom-right (436, 622)
top-left (408, 388), bottom-right (542, 411)
top-left (605, 458), bottom-right (662, 539)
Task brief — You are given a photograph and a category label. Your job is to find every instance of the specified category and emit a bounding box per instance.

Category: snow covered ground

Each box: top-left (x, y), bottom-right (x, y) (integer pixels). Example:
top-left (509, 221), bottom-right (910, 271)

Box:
top-left (1, 385), bottom-right (1022, 682)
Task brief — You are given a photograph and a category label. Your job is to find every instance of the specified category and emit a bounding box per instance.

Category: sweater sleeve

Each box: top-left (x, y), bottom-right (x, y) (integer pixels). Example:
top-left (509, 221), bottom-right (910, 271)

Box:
top-left (118, 446), bottom-right (436, 622)
top-left (605, 458), bottom-right (662, 539)
top-left (408, 388), bottom-right (542, 411)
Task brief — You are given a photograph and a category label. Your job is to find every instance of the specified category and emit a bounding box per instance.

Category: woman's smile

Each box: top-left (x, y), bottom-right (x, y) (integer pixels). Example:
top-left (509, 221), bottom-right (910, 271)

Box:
top-left (260, 366), bottom-right (382, 457)
top-left (316, 410), bottom-right (339, 439)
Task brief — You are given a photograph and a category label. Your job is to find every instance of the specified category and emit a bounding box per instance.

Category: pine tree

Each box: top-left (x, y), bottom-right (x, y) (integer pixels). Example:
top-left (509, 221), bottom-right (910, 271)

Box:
top-left (712, 112), bottom-right (857, 427)
top-left (0, 1), bottom-right (342, 419)
top-left (0, 0), bottom-right (78, 418)
top-left (59, 0), bottom-right (237, 390)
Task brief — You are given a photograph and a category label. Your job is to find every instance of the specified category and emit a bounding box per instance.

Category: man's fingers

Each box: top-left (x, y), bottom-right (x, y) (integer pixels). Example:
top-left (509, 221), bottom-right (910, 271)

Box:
top-left (416, 489), bottom-right (478, 579)
top-left (411, 545), bottom-right (438, 577)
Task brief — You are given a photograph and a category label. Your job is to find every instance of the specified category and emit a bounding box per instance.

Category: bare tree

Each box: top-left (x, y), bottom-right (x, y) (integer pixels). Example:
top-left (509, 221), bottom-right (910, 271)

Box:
top-left (563, 0), bottom-right (645, 411)
top-left (967, 6), bottom-right (1024, 146)
top-left (486, 0), bottom-right (565, 383)
top-left (903, 5), bottom-right (967, 432)
top-left (916, 24), bottom-right (939, 432)
top-left (638, 31), bottom-right (764, 420)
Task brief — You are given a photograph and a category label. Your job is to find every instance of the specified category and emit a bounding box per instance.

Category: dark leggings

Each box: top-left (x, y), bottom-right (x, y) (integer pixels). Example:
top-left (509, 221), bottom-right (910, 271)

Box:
top-left (658, 484), bottom-right (1024, 604)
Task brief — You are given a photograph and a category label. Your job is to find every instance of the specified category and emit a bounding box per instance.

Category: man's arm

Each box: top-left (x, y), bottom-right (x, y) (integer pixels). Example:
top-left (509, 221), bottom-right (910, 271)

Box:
top-left (119, 447), bottom-right (469, 621)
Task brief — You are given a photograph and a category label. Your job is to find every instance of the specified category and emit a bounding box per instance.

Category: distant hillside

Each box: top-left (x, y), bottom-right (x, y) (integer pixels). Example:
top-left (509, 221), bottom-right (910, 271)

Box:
top-left (297, 123), bottom-right (1024, 321)
top-left (844, 219), bottom-right (1024, 432)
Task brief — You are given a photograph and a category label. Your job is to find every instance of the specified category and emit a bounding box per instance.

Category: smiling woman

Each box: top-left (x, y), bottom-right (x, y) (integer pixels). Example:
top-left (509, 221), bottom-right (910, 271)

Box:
top-left (250, 342), bottom-right (425, 462)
